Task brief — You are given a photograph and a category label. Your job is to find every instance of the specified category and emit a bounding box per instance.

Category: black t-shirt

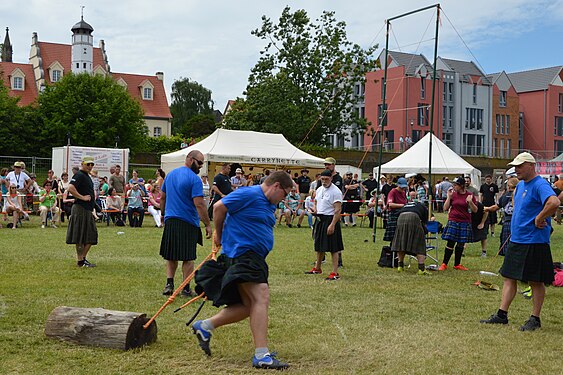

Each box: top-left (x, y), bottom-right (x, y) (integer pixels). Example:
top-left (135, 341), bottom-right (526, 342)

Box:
top-left (212, 173), bottom-right (232, 202)
top-left (398, 201), bottom-right (428, 225)
top-left (332, 173), bottom-right (344, 192)
top-left (381, 183), bottom-right (393, 201)
top-left (480, 183), bottom-right (499, 205)
top-left (70, 170), bottom-right (95, 210)
top-left (361, 178), bottom-right (378, 199)
top-left (343, 179), bottom-right (360, 200)
top-left (296, 175), bottom-right (311, 194)
top-left (471, 201), bottom-right (486, 230)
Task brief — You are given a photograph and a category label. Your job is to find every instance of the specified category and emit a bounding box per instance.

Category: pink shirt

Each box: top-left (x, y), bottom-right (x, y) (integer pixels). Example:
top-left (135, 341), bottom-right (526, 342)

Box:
top-left (448, 191), bottom-right (476, 223)
top-left (387, 188), bottom-right (407, 211)
top-left (148, 191), bottom-right (161, 207)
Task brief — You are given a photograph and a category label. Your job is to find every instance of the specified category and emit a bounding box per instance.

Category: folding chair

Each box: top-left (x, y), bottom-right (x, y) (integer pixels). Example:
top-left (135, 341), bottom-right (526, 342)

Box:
top-left (425, 221), bottom-right (440, 266)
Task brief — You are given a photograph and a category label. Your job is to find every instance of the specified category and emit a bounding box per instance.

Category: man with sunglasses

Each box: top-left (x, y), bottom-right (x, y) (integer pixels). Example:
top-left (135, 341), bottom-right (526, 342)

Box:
top-left (160, 150), bottom-right (212, 297)
top-left (66, 156), bottom-right (98, 267)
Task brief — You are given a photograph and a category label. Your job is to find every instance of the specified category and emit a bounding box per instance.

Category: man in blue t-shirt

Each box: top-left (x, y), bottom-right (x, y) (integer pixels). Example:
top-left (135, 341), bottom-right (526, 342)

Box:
top-left (192, 171), bottom-right (293, 370)
top-left (481, 152), bottom-right (559, 331)
top-left (159, 150), bottom-right (211, 297)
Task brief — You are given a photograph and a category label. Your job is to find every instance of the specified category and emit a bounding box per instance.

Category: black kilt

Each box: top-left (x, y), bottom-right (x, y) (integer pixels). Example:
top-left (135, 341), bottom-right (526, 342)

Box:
top-left (314, 214), bottom-right (344, 253)
top-left (66, 204), bottom-right (98, 245)
top-left (487, 211), bottom-right (498, 226)
top-left (500, 242), bottom-right (554, 284)
top-left (159, 218), bottom-right (202, 261)
top-left (383, 209), bottom-right (400, 242)
top-left (471, 224), bottom-right (489, 242)
top-left (194, 251), bottom-right (268, 307)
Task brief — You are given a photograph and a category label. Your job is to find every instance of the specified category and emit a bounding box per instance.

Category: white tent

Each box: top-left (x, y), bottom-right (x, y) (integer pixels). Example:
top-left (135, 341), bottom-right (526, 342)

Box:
top-left (161, 129), bottom-right (326, 173)
top-left (374, 132), bottom-right (481, 185)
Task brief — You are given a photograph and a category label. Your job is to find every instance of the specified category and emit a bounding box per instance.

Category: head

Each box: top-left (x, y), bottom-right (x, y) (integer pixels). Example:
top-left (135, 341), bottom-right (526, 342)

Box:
top-left (408, 191), bottom-right (417, 201)
top-left (81, 156), bottom-right (95, 172)
top-left (90, 169), bottom-right (98, 177)
top-left (72, 166), bottom-right (79, 175)
top-left (13, 161), bottom-right (23, 173)
top-left (507, 177), bottom-right (519, 191)
top-left (47, 170), bottom-right (55, 179)
top-left (301, 169), bottom-right (309, 176)
top-left (452, 176), bottom-right (466, 192)
top-left (201, 174), bottom-right (208, 181)
top-left (464, 176), bottom-right (472, 188)
top-left (0, 167), bottom-right (7, 177)
top-left (132, 183), bottom-right (140, 191)
top-left (61, 172), bottom-right (68, 180)
top-left (396, 177), bottom-right (408, 191)
top-left (108, 187), bottom-right (116, 196)
top-left (156, 168), bottom-right (166, 179)
top-left (29, 173), bottom-right (37, 182)
top-left (346, 172), bottom-right (353, 180)
top-left (323, 157), bottom-right (336, 173)
top-left (368, 173), bottom-right (374, 180)
top-left (152, 183), bottom-right (160, 193)
top-left (43, 180), bottom-right (52, 190)
top-left (186, 150), bottom-right (204, 174)
top-left (221, 163), bottom-right (231, 174)
top-left (264, 169), bottom-right (270, 176)
top-left (132, 170), bottom-right (138, 178)
top-left (380, 175), bottom-right (387, 184)
top-left (320, 169), bottom-right (333, 188)
top-left (110, 166), bottom-right (116, 174)
top-left (9, 184), bottom-right (17, 194)
top-left (115, 165), bottom-right (121, 174)
top-left (235, 168), bottom-right (243, 177)
top-left (262, 171), bottom-right (294, 204)
top-left (485, 174), bottom-right (492, 184)
top-left (507, 152), bottom-right (537, 182)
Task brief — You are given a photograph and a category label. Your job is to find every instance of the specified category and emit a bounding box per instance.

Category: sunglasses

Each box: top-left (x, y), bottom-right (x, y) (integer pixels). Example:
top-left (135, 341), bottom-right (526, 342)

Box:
top-left (86, 163), bottom-right (94, 166)
top-left (193, 158), bottom-right (204, 166)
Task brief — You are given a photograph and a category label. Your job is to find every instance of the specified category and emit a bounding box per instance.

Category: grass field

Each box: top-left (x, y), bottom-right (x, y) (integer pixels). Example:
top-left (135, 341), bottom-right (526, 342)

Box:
top-left (0, 213), bottom-right (561, 374)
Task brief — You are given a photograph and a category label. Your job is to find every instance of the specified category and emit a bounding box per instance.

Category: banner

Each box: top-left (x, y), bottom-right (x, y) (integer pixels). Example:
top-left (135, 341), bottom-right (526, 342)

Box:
top-left (535, 161), bottom-right (563, 175)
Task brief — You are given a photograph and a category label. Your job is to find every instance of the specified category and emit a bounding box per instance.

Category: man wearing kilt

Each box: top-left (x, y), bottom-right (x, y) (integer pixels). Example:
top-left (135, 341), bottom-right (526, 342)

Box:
top-left (481, 153), bottom-right (559, 331)
top-left (438, 176), bottom-right (477, 271)
top-left (192, 171), bottom-right (293, 370)
top-left (66, 156), bottom-right (98, 267)
top-left (305, 169), bottom-right (345, 280)
top-left (160, 150), bottom-right (211, 297)
top-left (383, 177), bottom-right (408, 244)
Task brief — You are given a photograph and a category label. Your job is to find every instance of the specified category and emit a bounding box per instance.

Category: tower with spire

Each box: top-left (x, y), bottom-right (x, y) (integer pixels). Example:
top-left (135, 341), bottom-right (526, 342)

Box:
top-left (71, 9), bottom-right (94, 74)
top-left (1, 27), bottom-right (13, 62)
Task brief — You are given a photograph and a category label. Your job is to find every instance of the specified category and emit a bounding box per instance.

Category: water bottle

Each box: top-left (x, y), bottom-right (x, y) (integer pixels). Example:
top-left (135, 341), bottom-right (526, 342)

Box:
top-left (479, 271), bottom-right (498, 276)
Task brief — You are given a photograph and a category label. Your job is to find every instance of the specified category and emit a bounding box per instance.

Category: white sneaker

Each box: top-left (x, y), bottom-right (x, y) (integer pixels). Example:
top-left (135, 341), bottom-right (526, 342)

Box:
top-left (41, 224), bottom-right (45, 229)
top-left (51, 224), bottom-right (58, 229)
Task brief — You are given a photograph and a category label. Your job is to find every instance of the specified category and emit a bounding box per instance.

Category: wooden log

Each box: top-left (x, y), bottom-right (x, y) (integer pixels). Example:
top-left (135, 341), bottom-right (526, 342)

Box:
top-left (45, 306), bottom-right (157, 350)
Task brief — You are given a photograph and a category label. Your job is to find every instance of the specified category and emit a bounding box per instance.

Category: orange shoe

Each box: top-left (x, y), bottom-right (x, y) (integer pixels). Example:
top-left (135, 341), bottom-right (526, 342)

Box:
top-left (453, 264), bottom-right (469, 271)
top-left (438, 263), bottom-right (448, 271)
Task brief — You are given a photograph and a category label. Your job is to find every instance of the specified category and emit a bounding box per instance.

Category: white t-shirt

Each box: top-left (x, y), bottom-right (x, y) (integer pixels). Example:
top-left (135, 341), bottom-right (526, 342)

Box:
top-left (6, 171), bottom-right (30, 189)
top-left (304, 196), bottom-right (314, 211)
top-left (315, 183), bottom-right (343, 215)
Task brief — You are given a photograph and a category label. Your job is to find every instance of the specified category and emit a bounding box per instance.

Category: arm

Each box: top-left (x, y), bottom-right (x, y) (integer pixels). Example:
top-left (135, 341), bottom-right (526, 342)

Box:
top-left (467, 194), bottom-right (478, 213)
top-left (327, 201), bottom-right (341, 235)
top-left (477, 210), bottom-right (488, 229)
top-left (67, 184), bottom-right (90, 202)
top-left (443, 189), bottom-right (453, 211)
top-left (484, 204), bottom-right (500, 213)
top-left (211, 185), bottom-right (225, 198)
top-left (193, 196), bottom-right (212, 239)
top-left (534, 196), bottom-right (560, 228)
top-left (160, 192), bottom-right (166, 219)
top-left (213, 200), bottom-right (228, 247)
top-left (39, 190), bottom-right (47, 203)
top-left (149, 194), bottom-right (159, 208)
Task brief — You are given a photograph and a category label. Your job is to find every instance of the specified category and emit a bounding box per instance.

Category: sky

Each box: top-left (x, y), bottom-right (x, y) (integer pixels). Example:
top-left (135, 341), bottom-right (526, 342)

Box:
top-left (2, 0), bottom-right (562, 112)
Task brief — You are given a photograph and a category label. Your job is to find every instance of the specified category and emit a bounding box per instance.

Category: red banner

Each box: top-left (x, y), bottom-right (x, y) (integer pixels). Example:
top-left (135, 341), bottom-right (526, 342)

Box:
top-left (535, 162), bottom-right (563, 175)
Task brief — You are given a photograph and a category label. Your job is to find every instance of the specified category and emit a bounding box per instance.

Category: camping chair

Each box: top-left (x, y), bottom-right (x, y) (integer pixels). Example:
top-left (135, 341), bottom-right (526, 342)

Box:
top-left (424, 221), bottom-right (440, 266)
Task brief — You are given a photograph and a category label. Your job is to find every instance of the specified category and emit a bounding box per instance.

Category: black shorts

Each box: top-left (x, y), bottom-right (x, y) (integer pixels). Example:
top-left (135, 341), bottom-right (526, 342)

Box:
top-left (500, 242), bottom-right (554, 284)
top-left (159, 218), bottom-right (202, 261)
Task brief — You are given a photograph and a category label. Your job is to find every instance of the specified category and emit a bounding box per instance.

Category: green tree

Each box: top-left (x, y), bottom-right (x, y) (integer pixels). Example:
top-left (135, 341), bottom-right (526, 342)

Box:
top-left (36, 73), bottom-right (147, 155)
top-left (223, 7), bottom-right (376, 145)
top-left (170, 77), bottom-right (214, 135)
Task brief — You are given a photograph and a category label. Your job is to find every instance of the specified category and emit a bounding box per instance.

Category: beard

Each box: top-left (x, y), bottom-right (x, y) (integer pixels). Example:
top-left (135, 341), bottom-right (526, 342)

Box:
top-left (190, 162), bottom-right (200, 174)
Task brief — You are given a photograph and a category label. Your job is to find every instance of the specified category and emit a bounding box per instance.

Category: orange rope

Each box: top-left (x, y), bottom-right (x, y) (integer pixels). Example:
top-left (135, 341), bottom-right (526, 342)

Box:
top-left (174, 293), bottom-right (207, 313)
top-left (143, 242), bottom-right (220, 329)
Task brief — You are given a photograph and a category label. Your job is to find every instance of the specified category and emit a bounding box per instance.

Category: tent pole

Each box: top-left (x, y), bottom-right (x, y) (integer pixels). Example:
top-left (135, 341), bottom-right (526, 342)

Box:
top-left (427, 5), bottom-right (440, 220)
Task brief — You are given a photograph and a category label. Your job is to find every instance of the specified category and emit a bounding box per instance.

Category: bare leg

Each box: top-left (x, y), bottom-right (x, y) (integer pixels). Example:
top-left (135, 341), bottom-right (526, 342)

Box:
top-left (166, 260), bottom-right (178, 278)
top-left (81, 244), bottom-right (92, 259)
top-left (182, 260), bottom-right (194, 284)
top-left (499, 278), bottom-right (518, 311)
top-left (331, 252), bottom-right (339, 274)
top-left (416, 254), bottom-right (425, 264)
top-left (315, 252), bottom-right (324, 271)
top-left (529, 281), bottom-right (546, 317)
top-left (398, 251), bottom-right (406, 263)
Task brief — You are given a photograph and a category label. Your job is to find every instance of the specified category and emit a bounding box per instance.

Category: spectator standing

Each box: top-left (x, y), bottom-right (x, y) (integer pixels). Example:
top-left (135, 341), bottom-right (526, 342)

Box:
top-left (485, 177), bottom-right (518, 256)
top-left (465, 176), bottom-right (479, 195)
top-left (296, 169), bottom-right (311, 203)
top-left (259, 169), bottom-right (270, 184)
top-left (342, 172), bottom-right (361, 226)
top-left (46, 170), bottom-right (59, 193)
top-left (399, 135), bottom-right (405, 151)
top-left (480, 175), bottom-right (499, 236)
top-left (201, 174), bottom-right (211, 208)
top-left (160, 150), bottom-right (211, 297)
top-left (361, 173), bottom-right (378, 202)
top-left (155, 168), bottom-right (166, 188)
top-left (109, 165), bottom-right (126, 195)
top-left (209, 163), bottom-right (233, 218)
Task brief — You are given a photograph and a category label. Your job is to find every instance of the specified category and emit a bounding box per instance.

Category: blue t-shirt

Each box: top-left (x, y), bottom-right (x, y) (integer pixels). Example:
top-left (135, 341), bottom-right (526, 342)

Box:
top-left (220, 185), bottom-right (276, 259)
top-left (511, 176), bottom-right (555, 244)
top-left (161, 166), bottom-right (203, 227)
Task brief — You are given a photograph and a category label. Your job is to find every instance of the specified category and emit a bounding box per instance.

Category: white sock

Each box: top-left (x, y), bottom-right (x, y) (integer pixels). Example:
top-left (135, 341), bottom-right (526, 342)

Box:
top-left (201, 319), bottom-right (214, 331)
top-left (255, 347), bottom-right (269, 359)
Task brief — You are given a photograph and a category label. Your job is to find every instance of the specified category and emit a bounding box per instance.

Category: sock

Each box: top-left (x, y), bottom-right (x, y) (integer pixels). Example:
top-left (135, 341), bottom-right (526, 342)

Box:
top-left (443, 248), bottom-right (453, 265)
top-left (398, 261), bottom-right (404, 268)
top-left (482, 250), bottom-right (487, 254)
top-left (454, 247), bottom-right (464, 266)
top-left (530, 315), bottom-right (540, 323)
top-left (497, 309), bottom-right (508, 319)
top-left (255, 347), bottom-right (269, 359)
top-left (166, 278), bottom-right (174, 286)
top-left (418, 263), bottom-right (425, 271)
top-left (201, 319), bottom-right (215, 331)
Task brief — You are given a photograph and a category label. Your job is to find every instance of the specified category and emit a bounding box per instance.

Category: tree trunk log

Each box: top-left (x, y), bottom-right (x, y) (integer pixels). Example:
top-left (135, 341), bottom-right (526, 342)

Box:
top-left (45, 306), bottom-right (157, 350)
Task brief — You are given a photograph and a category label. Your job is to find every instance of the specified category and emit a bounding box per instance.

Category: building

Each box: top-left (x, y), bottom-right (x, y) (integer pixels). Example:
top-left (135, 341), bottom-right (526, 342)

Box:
top-left (487, 71), bottom-right (520, 159)
top-left (507, 66), bottom-right (563, 159)
top-left (0, 18), bottom-right (172, 137)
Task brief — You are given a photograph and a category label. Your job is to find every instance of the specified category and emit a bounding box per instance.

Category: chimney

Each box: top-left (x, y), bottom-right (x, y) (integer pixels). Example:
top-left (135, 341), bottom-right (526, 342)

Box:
top-left (156, 72), bottom-right (164, 81)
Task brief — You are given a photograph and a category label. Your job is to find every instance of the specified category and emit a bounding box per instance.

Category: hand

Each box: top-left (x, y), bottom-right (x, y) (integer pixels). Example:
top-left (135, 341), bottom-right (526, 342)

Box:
top-left (327, 224), bottom-right (335, 235)
top-left (534, 216), bottom-right (547, 228)
top-left (477, 223), bottom-right (484, 230)
top-left (83, 195), bottom-right (91, 202)
top-left (205, 225), bottom-right (212, 239)
top-left (447, 188), bottom-right (453, 199)
top-left (466, 194), bottom-right (473, 204)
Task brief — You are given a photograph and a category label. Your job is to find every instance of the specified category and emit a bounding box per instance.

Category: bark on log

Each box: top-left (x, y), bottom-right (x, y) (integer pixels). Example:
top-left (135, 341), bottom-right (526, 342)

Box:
top-left (45, 306), bottom-right (157, 350)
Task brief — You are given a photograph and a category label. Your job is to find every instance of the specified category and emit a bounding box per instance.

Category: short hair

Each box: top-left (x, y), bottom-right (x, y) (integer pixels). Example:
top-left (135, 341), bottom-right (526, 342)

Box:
top-left (485, 174), bottom-right (492, 179)
top-left (263, 171), bottom-right (293, 189)
top-left (115, 165), bottom-right (121, 168)
top-left (43, 180), bottom-right (52, 187)
top-left (61, 172), bottom-right (68, 178)
top-left (507, 177), bottom-right (519, 189)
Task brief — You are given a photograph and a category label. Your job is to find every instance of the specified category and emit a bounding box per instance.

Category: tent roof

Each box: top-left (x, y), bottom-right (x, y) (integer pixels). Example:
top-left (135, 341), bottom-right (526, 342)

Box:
top-left (161, 129), bottom-right (325, 170)
top-left (378, 133), bottom-right (479, 177)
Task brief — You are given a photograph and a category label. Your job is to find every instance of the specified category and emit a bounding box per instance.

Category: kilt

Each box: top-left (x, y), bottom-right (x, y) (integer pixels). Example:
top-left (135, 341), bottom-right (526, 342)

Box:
top-left (500, 242), bottom-right (554, 284)
top-left (471, 224), bottom-right (488, 242)
top-left (66, 204), bottom-right (98, 245)
top-left (194, 251), bottom-right (268, 307)
top-left (159, 218), bottom-right (202, 261)
top-left (383, 209), bottom-right (400, 242)
top-left (313, 214), bottom-right (344, 253)
top-left (391, 212), bottom-right (426, 256)
top-left (499, 220), bottom-right (511, 255)
top-left (487, 211), bottom-right (498, 226)
top-left (441, 220), bottom-right (473, 243)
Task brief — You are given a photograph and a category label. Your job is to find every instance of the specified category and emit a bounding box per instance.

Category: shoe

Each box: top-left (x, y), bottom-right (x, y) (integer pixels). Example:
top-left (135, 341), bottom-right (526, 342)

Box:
top-left (480, 313), bottom-right (508, 325)
top-left (417, 270), bottom-right (432, 276)
top-left (438, 263), bottom-right (448, 271)
top-left (304, 267), bottom-right (322, 274)
top-left (51, 224), bottom-right (58, 229)
top-left (162, 283), bottom-right (174, 295)
top-left (252, 352), bottom-right (289, 370)
top-left (523, 290), bottom-right (533, 299)
top-left (82, 259), bottom-right (96, 268)
top-left (521, 286), bottom-right (531, 295)
top-left (453, 264), bottom-right (469, 271)
top-left (297, 224), bottom-right (301, 228)
top-left (41, 224), bottom-right (45, 229)
top-left (287, 224), bottom-right (292, 228)
top-left (325, 272), bottom-right (340, 280)
top-left (397, 266), bottom-right (404, 273)
top-left (491, 233), bottom-right (495, 237)
top-left (352, 223), bottom-right (357, 227)
top-left (192, 320), bottom-right (212, 356)
top-left (519, 317), bottom-right (541, 331)
top-left (181, 289), bottom-right (195, 298)
top-left (481, 252), bottom-right (487, 258)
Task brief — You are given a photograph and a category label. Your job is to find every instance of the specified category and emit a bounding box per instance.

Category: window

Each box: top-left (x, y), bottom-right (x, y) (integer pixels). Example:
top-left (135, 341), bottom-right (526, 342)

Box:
top-left (559, 94), bottom-right (563, 113)
top-left (355, 84), bottom-right (360, 96)
top-left (500, 139), bottom-right (504, 158)
top-left (360, 106), bottom-right (365, 119)
top-left (493, 138), bottom-right (498, 157)
top-left (442, 132), bottom-right (452, 148)
top-left (556, 117), bottom-right (563, 137)
top-left (448, 83), bottom-right (453, 102)
top-left (472, 83), bottom-right (477, 104)
top-left (143, 87), bottom-right (153, 100)
top-left (153, 127), bottom-right (162, 137)
top-left (337, 135), bottom-right (345, 148)
top-left (507, 139), bottom-right (511, 159)
top-left (506, 115), bottom-right (510, 134)
top-left (496, 114), bottom-right (500, 134)
top-left (555, 140), bottom-right (563, 158)
top-left (83, 63), bottom-right (86, 69)
top-left (465, 108), bottom-right (484, 130)
top-left (463, 134), bottom-right (485, 155)
top-left (420, 77), bottom-right (426, 99)
top-left (418, 104), bottom-right (428, 126)
top-left (442, 106), bottom-right (447, 129)
top-left (76, 63), bottom-right (79, 69)
top-left (412, 130), bottom-right (422, 143)
top-left (443, 82), bottom-right (447, 101)
top-left (499, 91), bottom-right (507, 107)
top-left (12, 76), bottom-right (23, 90)
top-left (52, 70), bottom-right (61, 82)
top-left (500, 115), bottom-right (505, 134)
top-left (377, 104), bottom-right (387, 126)
top-left (448, 107), bottom-right (453, 128)
top-left (384, 130), bottom-right (394, 150)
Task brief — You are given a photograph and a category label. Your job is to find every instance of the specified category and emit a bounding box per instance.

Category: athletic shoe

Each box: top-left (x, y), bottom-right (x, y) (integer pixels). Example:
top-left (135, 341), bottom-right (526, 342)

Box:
top-left (252, 352), bottom-right (289, 370)
top-left (481, 252), bottom-right (487, 258)
top-left (521, 286), bottom-right (531, 295)
top-left (519, 317), bottom-right (541, 331)
top-left (417, 270), bottom-right (432, 276)
top-left (181, 289), bottom-right (195, 297)
top-left (192, 320), bottom-right (212, 356)
top-left (51, 224), bottom-right (58, 228)
top-left (480, 313), bottom-right (508, 325)
top-left (297, 224), bottom-right (301, 228)
top-left (523, 289), bottom-right (533, 299)
top-left (453, 264), bottom-right (469, 271)
top-left (491, 232), bottom-right (495, 237)
top-left (82, 259), bottom-right (96, 268)
top-left (287, 224), bottom-right (292, 228)
top-left (304, 267), bottom-right (322, 274)
top-left (325, 272), bottom-right (340, 281)
top-left (162, 283), bottom-right (174, 295)
top-left (438, 263), bottom-right (448, 271)
top-left (397, 266), bottom-right (404, 273)
top-left (41, 224), bottom-right (45, 229)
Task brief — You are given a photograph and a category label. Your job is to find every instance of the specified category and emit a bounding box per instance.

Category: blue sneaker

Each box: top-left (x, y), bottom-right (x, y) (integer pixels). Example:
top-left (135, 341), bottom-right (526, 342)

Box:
top-left (252, 352), bottom-right (289, 370)
top-left (192, 320), bottom-right (212, 356)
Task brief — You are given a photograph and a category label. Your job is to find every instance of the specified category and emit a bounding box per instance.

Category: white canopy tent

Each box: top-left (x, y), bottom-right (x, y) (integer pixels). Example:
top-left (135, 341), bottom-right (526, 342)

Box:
top-left (161, 129), bottom-right (326, 174)
top-left (374, 132), bottom-right (481, 186)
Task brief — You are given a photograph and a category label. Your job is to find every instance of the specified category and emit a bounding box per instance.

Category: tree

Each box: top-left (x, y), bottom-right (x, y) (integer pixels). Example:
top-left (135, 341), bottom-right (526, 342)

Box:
top-left (170, 77), bottom-right (214, 135)
top-left (223, 7), bottom-right (376, 145)
top-left (36, 73), bottom-right (147, 155)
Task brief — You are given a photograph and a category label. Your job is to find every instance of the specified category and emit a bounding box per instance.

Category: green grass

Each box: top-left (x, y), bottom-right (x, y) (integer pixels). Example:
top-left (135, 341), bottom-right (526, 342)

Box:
top-left (0, 213), bottom-right (562, 374)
